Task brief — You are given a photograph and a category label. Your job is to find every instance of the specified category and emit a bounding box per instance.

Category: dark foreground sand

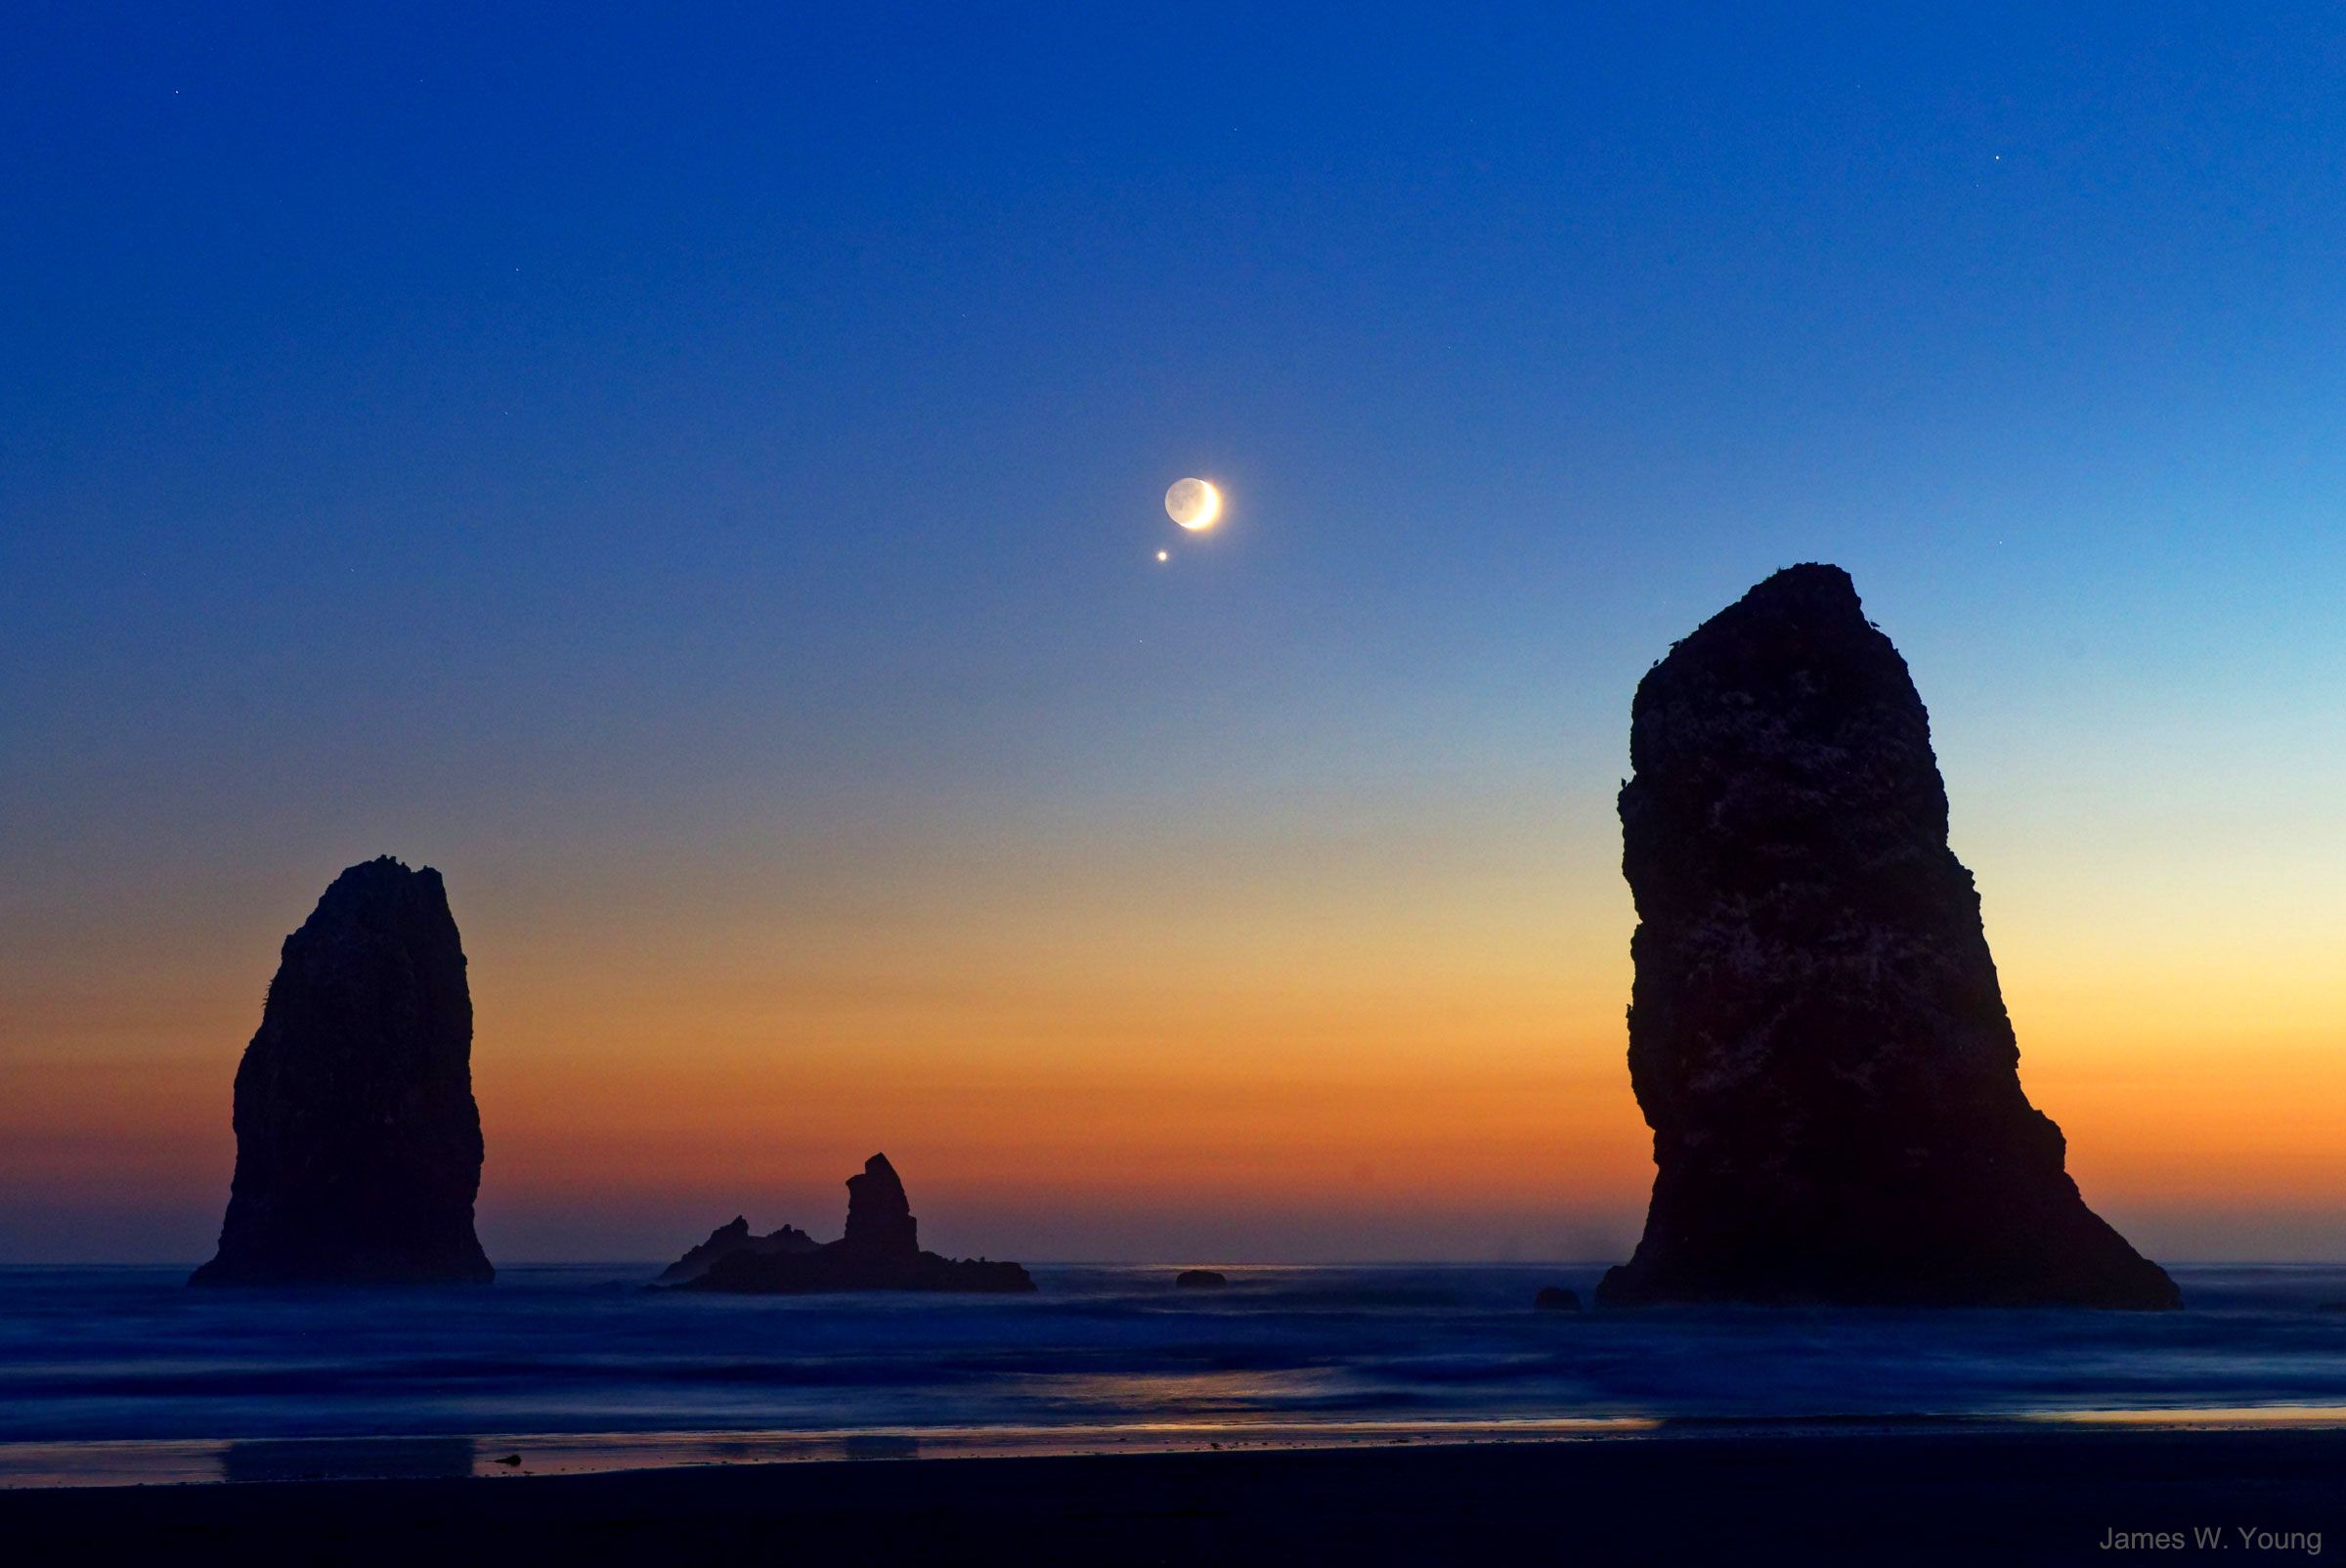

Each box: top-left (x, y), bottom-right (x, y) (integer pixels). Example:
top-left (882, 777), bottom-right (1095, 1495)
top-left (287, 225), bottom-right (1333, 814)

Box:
top-left (5, 1427), bottom-right (2341, 1566)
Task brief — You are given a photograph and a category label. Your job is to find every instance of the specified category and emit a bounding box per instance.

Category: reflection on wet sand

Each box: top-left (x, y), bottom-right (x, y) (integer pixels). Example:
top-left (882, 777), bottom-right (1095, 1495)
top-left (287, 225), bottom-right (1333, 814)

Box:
top-left (0, 1418), bottom-right (1659, 1489)
top-left (22, 1407), bottom-right (2346, 1489)
top-left (2030, 1406), bottom-right (2346, 1428)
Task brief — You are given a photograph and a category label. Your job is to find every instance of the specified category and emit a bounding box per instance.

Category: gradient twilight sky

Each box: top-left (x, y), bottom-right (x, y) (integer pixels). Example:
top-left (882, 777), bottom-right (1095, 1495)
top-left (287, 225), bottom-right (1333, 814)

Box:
top-left (5, 3), bottom-right (2344, 1264)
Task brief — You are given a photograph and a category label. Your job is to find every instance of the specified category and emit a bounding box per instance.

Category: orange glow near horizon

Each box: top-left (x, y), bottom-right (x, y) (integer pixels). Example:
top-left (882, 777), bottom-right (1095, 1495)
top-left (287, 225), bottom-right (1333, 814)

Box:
top-left (4, 790), bottom-right (2344, 1265)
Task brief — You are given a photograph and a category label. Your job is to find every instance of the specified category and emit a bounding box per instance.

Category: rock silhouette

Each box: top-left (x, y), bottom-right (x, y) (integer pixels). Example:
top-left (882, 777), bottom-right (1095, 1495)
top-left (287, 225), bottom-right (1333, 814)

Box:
top-left (843, 1152), bottom-right (919, 1257)
top-left (192, 857), bottom-right (492, 1285)
top-left (653, 1216), bottom-right (819, 1285)
top-left (1175, 1269), bottom-right (1229, 1289)
top-left (669, 1154), bottom-right (1033, 1294)
top-left (1598, 566), bottom-right (2178, 1310)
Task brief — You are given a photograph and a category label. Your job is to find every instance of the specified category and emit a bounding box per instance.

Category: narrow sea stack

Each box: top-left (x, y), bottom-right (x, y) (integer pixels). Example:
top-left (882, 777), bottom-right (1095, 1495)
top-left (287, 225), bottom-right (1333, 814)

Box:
top-left (1598, 565), bottom-right (2178, 1310)
top-left (668, 1154), bottom-right (1033, 1294)
top-left (192, 857), bottom-right (493, 1285)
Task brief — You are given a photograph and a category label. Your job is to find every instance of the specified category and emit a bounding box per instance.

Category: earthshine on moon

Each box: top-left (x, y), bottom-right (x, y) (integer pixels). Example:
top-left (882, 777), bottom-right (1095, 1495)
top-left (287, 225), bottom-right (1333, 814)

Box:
top-left (1165, 477), bottom-right (1221, 531)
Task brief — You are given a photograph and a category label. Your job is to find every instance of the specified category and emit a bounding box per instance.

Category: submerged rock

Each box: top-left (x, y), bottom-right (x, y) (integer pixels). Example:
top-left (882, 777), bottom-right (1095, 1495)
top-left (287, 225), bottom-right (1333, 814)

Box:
top-left (1175, 1269), bottom-right (1229, 1289)
top-left (1598, 566), bottom-right (2179, 1311)
top-left (192, 857), bottom-right (493, 1286)
top-left (1534, 1286), bottom-right (1581, 1312)
top-left (653, 1215), bottom-right (819, 1285)
top-left (668, 1154), bottom-right (1033, 1294)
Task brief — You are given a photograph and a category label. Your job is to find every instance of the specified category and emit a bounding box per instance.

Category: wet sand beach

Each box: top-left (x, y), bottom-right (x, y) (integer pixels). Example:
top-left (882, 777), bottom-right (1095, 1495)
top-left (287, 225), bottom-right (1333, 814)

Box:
top-left (5, 1425), bottom-right (2341, 1566)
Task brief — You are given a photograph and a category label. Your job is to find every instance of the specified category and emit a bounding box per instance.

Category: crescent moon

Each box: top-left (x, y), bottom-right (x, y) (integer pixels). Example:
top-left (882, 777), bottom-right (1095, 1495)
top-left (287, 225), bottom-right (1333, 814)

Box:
top-left (1166, 478), bottom-right (1222, 531)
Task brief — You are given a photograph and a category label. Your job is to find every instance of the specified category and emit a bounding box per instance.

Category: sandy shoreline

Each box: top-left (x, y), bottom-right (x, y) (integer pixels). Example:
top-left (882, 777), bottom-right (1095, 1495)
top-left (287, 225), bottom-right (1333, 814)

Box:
top-left (12, 1407), bottom-right (2346, 1490)
top-left (4, 1425), bottom-right (2342, 1565)
top-left (0, 1416), bottom-right (1660, 1489)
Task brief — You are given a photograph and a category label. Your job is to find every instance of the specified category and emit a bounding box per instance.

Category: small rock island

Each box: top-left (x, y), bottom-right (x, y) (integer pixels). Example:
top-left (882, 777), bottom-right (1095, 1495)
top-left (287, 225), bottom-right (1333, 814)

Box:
top-left (654, 1216), bottom-right (819, 1285)
top-left (662, 1154), bottom-right (1033, 1294)
top-left (1598, 566), bottom-right (2179, 1311)
top-left (192, 857), bottom-right (493, 1286)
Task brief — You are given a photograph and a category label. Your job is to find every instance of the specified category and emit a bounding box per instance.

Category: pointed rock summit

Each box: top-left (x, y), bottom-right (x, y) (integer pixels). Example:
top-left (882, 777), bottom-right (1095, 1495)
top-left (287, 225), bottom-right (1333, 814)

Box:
top-left (192, 857), bottom-right (492, 1285)
top-left (842, 1153), bottom-right (918, 1259)
top-left (1599, 566), bottom-right (2178, 1309)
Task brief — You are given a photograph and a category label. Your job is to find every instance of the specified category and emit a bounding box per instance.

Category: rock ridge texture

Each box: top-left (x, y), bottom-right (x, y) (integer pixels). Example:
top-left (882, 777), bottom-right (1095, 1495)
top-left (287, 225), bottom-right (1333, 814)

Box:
top-left (653, 1216), bottom-right (819, 1285)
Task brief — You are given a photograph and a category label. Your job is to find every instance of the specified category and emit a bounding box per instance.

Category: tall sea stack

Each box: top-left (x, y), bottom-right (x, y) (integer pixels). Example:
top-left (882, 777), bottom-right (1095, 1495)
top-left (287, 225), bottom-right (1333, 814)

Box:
top-left (192, 857), bottom-right (492, 1285)
top-left (843, 1152), bottom-right (919, 1259)
top-left (1599, 565), bottom-right (2177, 1309)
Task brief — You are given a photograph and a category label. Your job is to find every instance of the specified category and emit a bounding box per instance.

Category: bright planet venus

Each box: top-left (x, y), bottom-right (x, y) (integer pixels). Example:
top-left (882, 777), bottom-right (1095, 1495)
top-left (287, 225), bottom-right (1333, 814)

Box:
top-left (1165, 477), bottom-right (1221, 530)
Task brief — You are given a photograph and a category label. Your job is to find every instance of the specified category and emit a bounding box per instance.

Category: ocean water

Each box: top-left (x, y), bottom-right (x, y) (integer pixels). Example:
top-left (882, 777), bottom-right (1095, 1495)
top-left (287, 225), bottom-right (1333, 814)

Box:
top-left (4, 1263), bottom-right (2345, 1486)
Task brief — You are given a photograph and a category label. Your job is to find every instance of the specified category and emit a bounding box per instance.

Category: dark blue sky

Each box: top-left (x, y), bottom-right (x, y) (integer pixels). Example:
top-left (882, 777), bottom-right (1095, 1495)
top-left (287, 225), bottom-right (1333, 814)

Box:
top-left (6, 4), bottom-right (2346, 1259)
top-left (10, 3), bottom-right (2343, 825)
